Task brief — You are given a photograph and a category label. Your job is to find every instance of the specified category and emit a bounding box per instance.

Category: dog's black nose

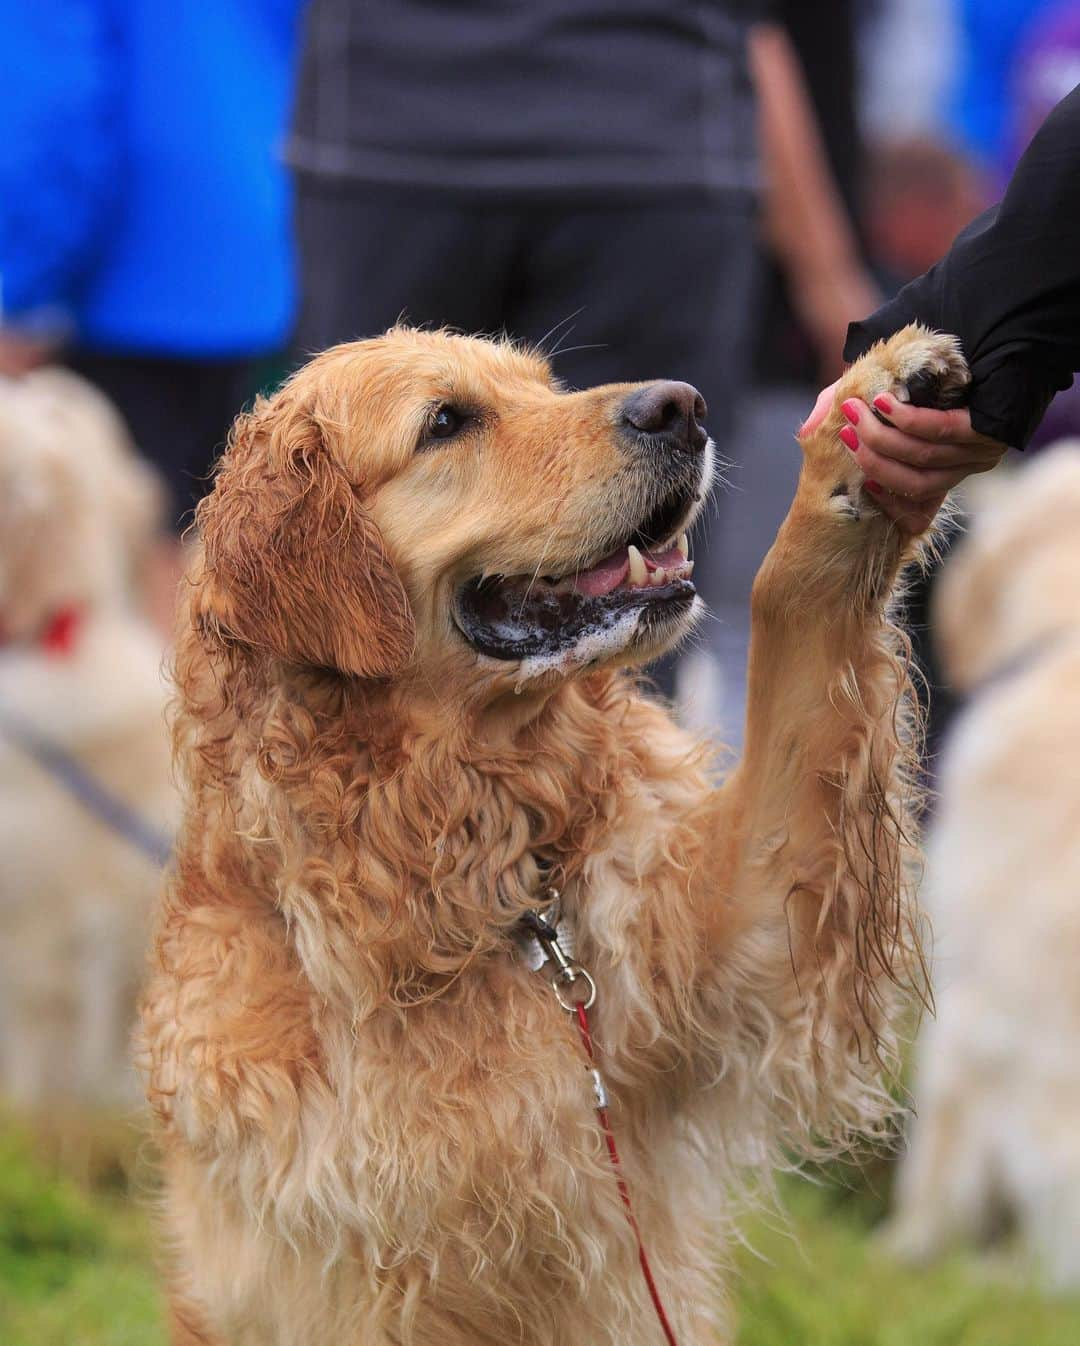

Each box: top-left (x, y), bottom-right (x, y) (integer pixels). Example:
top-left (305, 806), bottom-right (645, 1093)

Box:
top-left (621, 381), bottom-right (708, 454)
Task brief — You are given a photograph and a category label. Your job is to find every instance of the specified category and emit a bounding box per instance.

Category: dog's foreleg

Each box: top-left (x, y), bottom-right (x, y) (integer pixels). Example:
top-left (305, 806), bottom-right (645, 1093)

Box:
top-left (709, 327), bottom-right (969, 1118)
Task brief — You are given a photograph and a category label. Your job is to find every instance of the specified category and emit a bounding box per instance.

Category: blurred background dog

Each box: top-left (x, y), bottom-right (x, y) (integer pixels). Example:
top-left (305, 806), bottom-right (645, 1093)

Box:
top-left (887, 442), bottom-right (1080, 1288)
top-left (0, 368), bottom-right (175, 1107)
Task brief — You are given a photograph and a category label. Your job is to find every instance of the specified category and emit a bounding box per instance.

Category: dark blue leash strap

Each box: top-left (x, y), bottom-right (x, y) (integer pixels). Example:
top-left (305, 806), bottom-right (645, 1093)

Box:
top-left (0, 703), bottom-right (173, 868)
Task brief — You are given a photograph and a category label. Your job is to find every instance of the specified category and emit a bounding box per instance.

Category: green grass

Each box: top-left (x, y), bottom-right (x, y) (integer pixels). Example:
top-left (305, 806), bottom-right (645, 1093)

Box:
top-left (3, 1117), bottom-right (1080, 1345)
top-left (0, 1120), bottom-right (165, 1346)
top-left (737, 1177), bottom-right (1080, 1346)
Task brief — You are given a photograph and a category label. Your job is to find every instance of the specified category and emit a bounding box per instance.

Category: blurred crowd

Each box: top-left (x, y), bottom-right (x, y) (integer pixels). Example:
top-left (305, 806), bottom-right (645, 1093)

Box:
top-left (3, 0), bottom-right (1079, 714)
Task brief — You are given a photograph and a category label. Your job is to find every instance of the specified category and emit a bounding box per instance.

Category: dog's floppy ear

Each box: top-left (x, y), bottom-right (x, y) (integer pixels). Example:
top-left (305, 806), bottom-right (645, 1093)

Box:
top-left (194, 384), bottom-right (414, 678)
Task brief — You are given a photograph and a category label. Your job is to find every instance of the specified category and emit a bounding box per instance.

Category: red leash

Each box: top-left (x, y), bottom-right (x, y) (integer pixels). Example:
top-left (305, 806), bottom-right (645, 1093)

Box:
top-left (520, 902), bottom-right (681, 1346)
top-left (572, 1001), bottom-right (681, 1346)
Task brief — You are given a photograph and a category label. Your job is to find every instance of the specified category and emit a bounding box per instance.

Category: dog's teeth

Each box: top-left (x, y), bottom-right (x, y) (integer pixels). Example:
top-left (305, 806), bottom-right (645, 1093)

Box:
top-left (683, 560), bottom-right (694, 577)
top-left (676, 533), bottom-right (689, 560)
top-left (652, 566), bottom-right (667, 586)
top-left (627, 544), bottom-right (647, 586)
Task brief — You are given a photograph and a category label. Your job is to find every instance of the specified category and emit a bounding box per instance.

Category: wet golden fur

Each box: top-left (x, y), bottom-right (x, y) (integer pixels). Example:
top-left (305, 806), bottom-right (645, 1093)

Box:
top-left (139, 326), bottom-right (966, 1344)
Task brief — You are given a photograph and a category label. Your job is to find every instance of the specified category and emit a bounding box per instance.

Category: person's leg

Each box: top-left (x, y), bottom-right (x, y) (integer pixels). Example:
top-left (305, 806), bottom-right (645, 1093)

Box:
top-left (512, 195), bottom-right (758, 404)
top-left (907, 532), bottom-right (961, 797)
top-left (66, 352), bottom-right (255, 632)
top-left (292, 178), bottom-right (520, 356)
top-left (509, 194), bottom-right (760, 712)
top-left (67, 352), bottom-right (252, 526)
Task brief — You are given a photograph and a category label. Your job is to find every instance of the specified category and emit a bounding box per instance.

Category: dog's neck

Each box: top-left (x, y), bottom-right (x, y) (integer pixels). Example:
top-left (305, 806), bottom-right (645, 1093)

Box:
top-left (0, 604), bottom-right (84, 657)
top-left (962, 626), bottom-right (1076, 702)
top-left (177, 646), bottom-right (650, 1012)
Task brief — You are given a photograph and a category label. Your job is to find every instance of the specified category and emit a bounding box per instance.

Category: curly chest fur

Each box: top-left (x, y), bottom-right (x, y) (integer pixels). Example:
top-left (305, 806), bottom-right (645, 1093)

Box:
top-left (146, 847), bottom-right (728, 1346)
top-left (144, 678), bottom-right (722, 1232)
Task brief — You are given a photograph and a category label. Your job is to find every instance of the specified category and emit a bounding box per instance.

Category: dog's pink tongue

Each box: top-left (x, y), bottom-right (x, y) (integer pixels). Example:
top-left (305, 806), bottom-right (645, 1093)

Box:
top-left (573, 547), bottom-right (630, 597)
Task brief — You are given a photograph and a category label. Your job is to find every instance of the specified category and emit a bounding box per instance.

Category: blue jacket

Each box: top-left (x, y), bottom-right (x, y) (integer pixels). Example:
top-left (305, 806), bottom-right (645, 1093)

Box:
top-left (949, 0), bottom-right (1064, 175)
top-left (0, 1), bottom-right (299, 357)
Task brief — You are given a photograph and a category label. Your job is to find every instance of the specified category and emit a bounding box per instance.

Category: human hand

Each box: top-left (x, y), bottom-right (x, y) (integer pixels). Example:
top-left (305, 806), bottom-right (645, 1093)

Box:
top-left (800, 383), bottom-right (1008, 533)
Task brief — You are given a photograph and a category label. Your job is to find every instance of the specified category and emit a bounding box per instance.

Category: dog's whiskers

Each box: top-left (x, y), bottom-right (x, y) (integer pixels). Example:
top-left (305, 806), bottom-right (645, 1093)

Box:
top-left (533, 308), bottom-right (586, 359)
top-left (548, 341), bottom-right (608, 362)
top-left (517, 522), bottom-right (564, 614)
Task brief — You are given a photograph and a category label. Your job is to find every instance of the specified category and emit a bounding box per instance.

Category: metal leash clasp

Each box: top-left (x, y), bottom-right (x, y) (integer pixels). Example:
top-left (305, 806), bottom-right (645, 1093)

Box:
top-left (515, 886), bottom-right (681, 1345)
top-left (519, 889), bottom-right (597, 1012)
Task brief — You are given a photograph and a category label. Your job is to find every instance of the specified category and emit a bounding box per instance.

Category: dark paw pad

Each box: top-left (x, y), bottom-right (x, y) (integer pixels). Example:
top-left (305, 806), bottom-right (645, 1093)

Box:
top-left (904, 366), bottom-right (969, 411)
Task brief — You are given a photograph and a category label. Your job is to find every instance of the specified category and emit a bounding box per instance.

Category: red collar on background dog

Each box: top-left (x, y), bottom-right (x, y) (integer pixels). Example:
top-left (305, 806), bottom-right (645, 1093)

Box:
top-left (0, 605), bottom-right (84, 657)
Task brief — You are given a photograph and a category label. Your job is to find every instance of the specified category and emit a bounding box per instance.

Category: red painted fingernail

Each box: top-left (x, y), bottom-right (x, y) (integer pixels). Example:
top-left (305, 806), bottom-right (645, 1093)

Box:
top-left (839, 426), bottom-right (859, 451)
top-left (841, 399), bottom-right (860, 424)
top-left (864, 480), bottom-right (883, 494)
top-left (873, 395), bottom-right (893, 414)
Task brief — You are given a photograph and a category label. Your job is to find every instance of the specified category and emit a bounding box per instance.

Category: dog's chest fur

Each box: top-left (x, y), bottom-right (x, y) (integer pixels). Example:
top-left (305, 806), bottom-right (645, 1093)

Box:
top-left (147, 681), bottom-right (727, 1342)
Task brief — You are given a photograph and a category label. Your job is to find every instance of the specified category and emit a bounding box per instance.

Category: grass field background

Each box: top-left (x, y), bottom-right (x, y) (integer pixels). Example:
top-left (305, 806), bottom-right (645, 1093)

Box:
top-left (3, 1114), bottom-right (1080, 1346)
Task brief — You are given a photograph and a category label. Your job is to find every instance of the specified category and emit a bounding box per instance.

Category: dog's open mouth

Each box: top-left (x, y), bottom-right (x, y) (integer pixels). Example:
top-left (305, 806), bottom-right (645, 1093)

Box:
top-left (454, 492), bottom-right (699, 662)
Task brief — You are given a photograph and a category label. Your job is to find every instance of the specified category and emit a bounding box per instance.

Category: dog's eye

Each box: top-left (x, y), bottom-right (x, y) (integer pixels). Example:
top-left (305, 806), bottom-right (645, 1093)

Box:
top-left (423, 404), bottom-right (468, 446)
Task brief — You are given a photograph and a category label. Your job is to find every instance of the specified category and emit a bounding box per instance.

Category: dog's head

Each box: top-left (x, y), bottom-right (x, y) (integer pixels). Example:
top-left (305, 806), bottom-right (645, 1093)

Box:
top-left (0, 369), bottom-right (162, 641)
top-left (196, 329), bottom-right (712, 695)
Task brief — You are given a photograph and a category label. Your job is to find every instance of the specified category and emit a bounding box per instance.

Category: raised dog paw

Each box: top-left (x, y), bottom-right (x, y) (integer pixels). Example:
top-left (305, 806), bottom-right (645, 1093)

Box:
top-left (806, 325), bottom-right (970, 529)
top-left (852, 324), bottom-right (970, 412)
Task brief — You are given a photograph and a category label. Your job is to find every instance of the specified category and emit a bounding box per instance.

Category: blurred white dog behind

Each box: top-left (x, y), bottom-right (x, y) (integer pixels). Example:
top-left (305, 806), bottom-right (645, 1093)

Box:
top-left (887, 441), bottom-right (1080, 1289)
top-left (0, 368), bottom-right (175, 1107)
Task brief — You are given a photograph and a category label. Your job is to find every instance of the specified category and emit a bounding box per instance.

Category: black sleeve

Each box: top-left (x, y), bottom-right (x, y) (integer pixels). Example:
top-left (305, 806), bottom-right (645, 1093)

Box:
top-left (843, 83), bottom-right (1080, 448)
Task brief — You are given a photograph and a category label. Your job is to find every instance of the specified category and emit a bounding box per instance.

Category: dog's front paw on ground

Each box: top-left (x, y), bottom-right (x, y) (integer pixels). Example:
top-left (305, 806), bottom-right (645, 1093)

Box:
top-left (804, 324), bottom-right (970, 529)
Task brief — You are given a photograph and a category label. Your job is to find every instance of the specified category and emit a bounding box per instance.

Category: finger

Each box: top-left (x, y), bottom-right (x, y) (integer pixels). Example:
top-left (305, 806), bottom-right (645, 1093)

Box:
top-left (839, 400), bottom-right (1005, 470)
top-left (864, 483), bottom-right (946, 534)
top-left (847, 440), bottom-right (970, 501)
top-left (866, 394), bottom-right (1004, 451)
top-left (799, 380), bottom-right (841, 438)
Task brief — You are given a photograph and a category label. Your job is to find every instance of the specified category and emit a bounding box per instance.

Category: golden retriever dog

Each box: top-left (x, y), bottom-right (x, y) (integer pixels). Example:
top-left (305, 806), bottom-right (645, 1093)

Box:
top-left (885, 442), bottom-right (1080, 1288)
top-left (140, 324), bottom-right (967, 1345)
top-left (0, 368), bottom-right (175, 1105)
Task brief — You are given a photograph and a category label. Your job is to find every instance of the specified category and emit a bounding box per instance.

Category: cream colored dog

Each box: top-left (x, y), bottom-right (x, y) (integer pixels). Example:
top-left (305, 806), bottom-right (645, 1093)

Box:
top-left (886, 442), bottom-right (1080, 1288)
top-left (0, 368), bottom-right (175, 1105)
top-left (140, 325), bottom-right (967, 1345)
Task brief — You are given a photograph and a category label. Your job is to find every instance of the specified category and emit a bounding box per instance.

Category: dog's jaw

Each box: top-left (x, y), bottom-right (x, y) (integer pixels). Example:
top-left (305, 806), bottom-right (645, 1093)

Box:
top-left (452, 439), bottom-right (714, 682)
top-left (509, 591), bottom-right (703, 689)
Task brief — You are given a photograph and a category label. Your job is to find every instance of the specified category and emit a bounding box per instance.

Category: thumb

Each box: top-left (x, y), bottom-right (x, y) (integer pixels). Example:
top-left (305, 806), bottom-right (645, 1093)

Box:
top-left (798, 380), bottom-right (840, 438)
